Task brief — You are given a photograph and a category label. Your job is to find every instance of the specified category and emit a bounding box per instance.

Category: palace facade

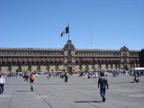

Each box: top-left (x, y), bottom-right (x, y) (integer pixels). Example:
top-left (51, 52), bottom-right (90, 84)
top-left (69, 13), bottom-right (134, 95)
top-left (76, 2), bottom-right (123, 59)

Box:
top-left (0, 40), bottom-right (142, 74)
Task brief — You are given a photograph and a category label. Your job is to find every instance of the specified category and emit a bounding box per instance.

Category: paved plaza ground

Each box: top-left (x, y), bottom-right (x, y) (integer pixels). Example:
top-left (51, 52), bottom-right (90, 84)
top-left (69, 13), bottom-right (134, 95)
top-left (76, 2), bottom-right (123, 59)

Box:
top-left (0, 73), bottom-right (144, 108)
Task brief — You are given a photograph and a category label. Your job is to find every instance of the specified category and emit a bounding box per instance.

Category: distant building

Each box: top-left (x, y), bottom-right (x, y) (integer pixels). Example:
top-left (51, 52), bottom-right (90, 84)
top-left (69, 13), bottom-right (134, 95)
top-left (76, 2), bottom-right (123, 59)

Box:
top-left (0, 40), bottom-right (142, 74)
top-left (139, 49), bottom-right (144, 67)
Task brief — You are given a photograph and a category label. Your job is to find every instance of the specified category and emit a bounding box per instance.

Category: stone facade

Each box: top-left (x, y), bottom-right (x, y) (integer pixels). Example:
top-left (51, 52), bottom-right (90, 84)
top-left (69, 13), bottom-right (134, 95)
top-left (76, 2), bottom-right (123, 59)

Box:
top-left (0, 40), bottom-right (141, 74)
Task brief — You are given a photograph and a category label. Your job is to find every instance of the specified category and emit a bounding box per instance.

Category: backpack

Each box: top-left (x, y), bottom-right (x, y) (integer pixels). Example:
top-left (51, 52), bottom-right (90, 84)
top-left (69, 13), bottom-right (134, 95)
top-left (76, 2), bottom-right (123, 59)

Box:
top-left (30, 75), bottom-right (35, 82)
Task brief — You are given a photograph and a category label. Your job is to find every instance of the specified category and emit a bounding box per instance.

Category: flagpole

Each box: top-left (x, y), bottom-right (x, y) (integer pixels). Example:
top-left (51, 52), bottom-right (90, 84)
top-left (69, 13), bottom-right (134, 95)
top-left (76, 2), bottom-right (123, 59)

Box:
top-left (68, 24), bottom-right (70, 41)
top-left (68, 32), bottom-right (70, 41)
top-left (90, 24), bottom-right (92, 49)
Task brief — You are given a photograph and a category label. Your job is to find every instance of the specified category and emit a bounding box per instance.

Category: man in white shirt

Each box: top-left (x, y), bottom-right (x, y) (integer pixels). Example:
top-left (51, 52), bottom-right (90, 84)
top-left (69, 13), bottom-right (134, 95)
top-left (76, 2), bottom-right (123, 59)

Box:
top-left (0, 73), bottom-right (5, 94)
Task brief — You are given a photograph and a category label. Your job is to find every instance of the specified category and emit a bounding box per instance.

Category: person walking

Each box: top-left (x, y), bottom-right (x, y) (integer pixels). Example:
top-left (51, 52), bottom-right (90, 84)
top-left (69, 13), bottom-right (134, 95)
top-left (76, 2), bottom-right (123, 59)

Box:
top-left (0, 73), bottom-right (5, 94)
top-left (98, 72), bottom-right (109, 102)
top-left (47, 73), bottom-right (51, 79)
top-left (24, 73), bottom-right (29, 82)
top-left (29, 73), bottom-right (36, 91)
top-left (64, 72), bottom-right (69, 82)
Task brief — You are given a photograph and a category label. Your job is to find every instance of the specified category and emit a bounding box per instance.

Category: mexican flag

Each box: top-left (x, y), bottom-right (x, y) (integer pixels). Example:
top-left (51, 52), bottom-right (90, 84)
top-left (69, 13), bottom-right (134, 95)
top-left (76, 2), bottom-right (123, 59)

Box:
top-left (60, 26), bottom-right (69, 37)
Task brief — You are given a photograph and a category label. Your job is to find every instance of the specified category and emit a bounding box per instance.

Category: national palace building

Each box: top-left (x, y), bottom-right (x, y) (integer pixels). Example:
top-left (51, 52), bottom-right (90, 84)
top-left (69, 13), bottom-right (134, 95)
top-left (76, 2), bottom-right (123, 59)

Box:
top-left (0, 40), bottom-right (144, 74)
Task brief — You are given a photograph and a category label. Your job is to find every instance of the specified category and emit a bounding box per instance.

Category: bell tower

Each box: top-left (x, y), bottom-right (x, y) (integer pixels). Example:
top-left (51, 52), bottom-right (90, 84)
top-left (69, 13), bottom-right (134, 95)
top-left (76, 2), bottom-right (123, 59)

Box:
top-left (120, 46), bottom-right (129, 70)
top-left (63, 40), bottom-right (76, 73)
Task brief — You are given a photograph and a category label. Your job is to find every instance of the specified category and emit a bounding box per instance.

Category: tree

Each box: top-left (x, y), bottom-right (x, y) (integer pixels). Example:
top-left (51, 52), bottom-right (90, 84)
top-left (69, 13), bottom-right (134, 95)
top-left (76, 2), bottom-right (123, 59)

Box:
top-left (27, 65), bottom-right (32, 72)
top-left (7, 65), bottom-right (12, 73)
top-left (37, 65), bottom-right (41, 72)
top-left (62, 69), bottom-right (65, 72)
top-left (46, 65), bottom-right (50, 72)
top-left (16, 65), bottom-right (22, 72)
top-left (68, 67), bottom-right (73, 75)
top-left (123, 65), bottom-right (128, 70)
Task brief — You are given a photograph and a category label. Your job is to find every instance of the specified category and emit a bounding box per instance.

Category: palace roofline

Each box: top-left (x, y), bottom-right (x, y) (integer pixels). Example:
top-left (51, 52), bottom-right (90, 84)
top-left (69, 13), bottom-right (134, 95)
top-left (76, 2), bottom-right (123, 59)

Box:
top-left (0, 47), bottom-right (140, 52)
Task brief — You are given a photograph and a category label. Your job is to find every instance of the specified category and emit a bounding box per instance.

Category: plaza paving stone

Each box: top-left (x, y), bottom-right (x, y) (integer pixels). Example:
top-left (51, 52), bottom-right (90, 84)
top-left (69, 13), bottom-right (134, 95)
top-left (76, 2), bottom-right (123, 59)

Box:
top-left (0, 74), bottom-right (144, 108)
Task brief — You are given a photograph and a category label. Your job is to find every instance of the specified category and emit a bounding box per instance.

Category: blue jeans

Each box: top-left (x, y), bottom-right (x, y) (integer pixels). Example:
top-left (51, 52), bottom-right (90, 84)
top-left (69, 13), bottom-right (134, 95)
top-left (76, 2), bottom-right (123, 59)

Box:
top-left (0, 84), bottom-right (4, 94)
top-left (30, 83), bottom-right (35, 91)
top-left (100, 87), bottom-right (106, 99)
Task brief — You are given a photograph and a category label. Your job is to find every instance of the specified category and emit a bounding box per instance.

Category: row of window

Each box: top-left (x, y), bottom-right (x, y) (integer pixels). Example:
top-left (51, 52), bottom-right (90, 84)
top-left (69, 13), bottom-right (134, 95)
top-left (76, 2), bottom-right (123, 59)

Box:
top-left (77, 52), bottom-right (138, 56)
top-left (77, 52), bottom-right (120, 56)
top-left (0, 50), bottom-right (139, 56)
top-left (0, 51), bottom-right (62, 55)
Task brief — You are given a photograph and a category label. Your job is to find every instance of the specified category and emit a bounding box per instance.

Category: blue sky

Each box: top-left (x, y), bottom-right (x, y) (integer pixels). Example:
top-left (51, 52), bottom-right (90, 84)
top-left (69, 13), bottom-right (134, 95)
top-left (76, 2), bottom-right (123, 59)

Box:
top-left (0, 0), bottom-right (144, 50)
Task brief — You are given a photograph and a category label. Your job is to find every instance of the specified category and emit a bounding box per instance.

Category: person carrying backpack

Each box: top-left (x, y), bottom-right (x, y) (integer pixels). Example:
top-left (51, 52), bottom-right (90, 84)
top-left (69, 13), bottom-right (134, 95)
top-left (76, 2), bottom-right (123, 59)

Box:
top-left (98, 72), bottom-right (109, 102)
top-left (29, 73), bottom-right (36, 91)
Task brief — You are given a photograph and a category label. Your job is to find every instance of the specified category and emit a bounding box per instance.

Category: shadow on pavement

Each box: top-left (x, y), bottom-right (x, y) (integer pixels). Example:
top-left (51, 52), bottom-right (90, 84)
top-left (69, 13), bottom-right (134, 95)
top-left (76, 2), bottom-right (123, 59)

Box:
top-left (110, 81), bottom-right (144, 84)
top-left (16, 90), bottom-right (30, 92)
top-left (74, 100), bottom-right (102, 103)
